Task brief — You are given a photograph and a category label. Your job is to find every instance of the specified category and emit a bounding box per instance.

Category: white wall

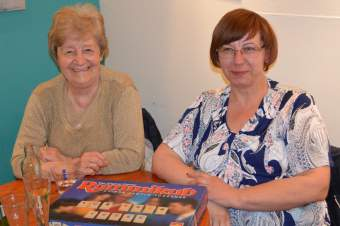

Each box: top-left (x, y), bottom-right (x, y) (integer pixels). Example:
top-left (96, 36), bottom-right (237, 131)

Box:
top-left (100, 0), bottom-right (340, 146)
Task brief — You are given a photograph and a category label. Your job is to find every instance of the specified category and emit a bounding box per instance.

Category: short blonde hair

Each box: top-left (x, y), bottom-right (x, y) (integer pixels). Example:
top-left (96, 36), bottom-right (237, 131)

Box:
top-left (48, 3), bottom-right (108, 63)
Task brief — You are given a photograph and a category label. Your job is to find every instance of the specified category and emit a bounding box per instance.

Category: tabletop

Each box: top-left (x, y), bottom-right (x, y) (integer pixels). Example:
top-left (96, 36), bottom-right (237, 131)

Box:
top-left (0, 170), bottom-right (210, 226)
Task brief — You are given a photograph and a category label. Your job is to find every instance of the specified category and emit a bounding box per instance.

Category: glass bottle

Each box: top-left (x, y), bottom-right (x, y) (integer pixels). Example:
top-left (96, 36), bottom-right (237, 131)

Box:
top-left (21, 144), bottom-right (41, 178)
top-left (21, 144), bottom-right (41, 207)
top-left (21, 144), bottom-right (50, 226)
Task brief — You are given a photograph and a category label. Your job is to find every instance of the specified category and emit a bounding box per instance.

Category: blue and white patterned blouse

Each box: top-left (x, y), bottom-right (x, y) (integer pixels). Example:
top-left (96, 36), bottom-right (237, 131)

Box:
top-left (164, 79), bottom-right (330, 226)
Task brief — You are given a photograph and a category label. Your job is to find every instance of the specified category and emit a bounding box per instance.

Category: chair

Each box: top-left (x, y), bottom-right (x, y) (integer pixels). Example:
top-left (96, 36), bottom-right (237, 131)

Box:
top-left (142, 108), bottom-right (162, 171)
top-left (327, 145), bottom-right (340, 226)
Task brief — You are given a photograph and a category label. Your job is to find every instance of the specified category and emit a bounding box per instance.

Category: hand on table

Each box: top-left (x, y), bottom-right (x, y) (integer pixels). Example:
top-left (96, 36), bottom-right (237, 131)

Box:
top-left (207, 201), bottom-right (231, 226)
top-left (39, 146), bottom-right (69, 162)
top-left (187, 170), bottom-right (235, 202)
top-left (39, 146), bottom-right (74, 178)
top-left (40, 161), bottom-right (71, 179)
top-left (74, 151), bottom-right (109, 176)
top-left (39, 146), bottom-right (108, 177)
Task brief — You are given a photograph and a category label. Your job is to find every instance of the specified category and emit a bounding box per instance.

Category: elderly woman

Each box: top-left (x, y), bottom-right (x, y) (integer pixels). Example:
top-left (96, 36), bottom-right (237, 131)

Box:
top-left (152, 8), bottom-right (330, 226)
top-left (11, 3), bottom-right (144, 178)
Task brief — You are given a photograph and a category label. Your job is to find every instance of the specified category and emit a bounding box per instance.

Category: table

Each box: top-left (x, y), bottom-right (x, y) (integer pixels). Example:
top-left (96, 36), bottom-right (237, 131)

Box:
top-left (0, 170), bottom-right (209, 226)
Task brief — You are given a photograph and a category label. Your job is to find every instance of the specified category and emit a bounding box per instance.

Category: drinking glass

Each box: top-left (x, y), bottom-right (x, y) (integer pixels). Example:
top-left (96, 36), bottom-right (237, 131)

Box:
top-left (50, 162), bottom-right (82, 195)
top-left (1, 193), bottom-right (28, 226)
top-left (30, 177), bottom-right (51, 226)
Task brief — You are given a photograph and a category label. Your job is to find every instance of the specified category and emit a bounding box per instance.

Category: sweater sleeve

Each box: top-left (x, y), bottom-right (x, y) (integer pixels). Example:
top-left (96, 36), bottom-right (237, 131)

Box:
top-left (99, 86), bottom-right (145, 174)
top-left (11, 93), bottom-right (48, 178)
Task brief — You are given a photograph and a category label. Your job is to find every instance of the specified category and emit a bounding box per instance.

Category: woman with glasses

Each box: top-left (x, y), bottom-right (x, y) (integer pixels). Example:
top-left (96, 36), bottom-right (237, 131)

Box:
top-left (152, 8), bottom-right (330, 225)
top-left (11, 3), bottom-right (144, 179)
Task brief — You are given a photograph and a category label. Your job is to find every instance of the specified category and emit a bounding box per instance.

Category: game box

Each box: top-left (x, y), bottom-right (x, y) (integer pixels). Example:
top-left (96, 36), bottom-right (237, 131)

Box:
top-left (49, 179), bottom-right (208, 226)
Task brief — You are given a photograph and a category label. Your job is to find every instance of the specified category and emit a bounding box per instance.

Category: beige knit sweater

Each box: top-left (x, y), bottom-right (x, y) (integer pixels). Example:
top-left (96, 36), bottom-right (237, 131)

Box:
top-left (11, 66), bottom-right (144, 178)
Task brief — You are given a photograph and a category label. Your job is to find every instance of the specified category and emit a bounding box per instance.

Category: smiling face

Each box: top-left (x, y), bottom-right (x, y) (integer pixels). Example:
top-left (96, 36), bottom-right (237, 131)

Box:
top-left (218, 33), bottom-right (267, 89)
top-left (56, 35), bottom-right (102, 90)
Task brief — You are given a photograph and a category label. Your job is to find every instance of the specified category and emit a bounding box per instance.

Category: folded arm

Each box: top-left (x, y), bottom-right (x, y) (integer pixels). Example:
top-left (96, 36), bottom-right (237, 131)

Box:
top-left (152, 143), bottom-right (196, 184)
top-left (187, 165), bottom-right (330, 211)
top-left (153, 144), bottom-right (329, 211)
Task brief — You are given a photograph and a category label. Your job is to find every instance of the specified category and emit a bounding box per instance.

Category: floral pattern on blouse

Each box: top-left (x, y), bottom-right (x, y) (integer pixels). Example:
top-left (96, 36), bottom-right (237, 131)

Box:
top-left (164, 79), bottom-right (330, 226)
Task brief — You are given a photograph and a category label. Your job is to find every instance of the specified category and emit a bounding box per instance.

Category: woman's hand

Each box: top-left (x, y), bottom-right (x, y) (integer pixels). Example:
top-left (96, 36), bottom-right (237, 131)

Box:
top-left (207, 201), bottom-right (231, 226)
top-left (187, 170), bottom-right (237, 204)
top-left (40, 161), bottom-right (66, 179)
top-left (40, 147), bottom-right (109, 177)
top-left (39, 146), bottom-right (69, 162)
top-left (74, 151), bottom-right (109, 176)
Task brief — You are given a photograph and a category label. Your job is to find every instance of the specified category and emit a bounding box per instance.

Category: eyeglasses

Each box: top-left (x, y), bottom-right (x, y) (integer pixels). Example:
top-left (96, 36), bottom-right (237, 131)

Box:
top-left (216, 45), bottom-right (264, 59)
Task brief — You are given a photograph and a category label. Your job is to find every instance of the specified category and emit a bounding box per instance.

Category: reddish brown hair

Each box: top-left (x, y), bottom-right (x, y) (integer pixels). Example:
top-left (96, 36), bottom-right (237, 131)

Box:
top-left (210, 8), bottom-right (278, 71)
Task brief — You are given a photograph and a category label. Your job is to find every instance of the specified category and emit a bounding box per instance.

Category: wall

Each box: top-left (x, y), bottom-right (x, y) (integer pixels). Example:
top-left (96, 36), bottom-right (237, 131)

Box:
top-left (0, 0), bottom-right (99, 184)
top-left (100, 0), bottom-right (340, 146)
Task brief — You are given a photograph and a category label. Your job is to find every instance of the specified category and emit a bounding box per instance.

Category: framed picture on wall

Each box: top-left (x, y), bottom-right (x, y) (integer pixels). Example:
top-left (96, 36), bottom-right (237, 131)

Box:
top-left (0, 0), bottom-right (25, 12)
